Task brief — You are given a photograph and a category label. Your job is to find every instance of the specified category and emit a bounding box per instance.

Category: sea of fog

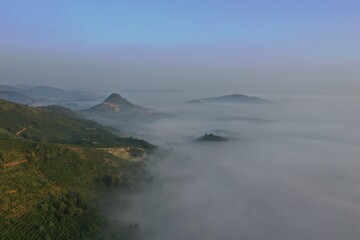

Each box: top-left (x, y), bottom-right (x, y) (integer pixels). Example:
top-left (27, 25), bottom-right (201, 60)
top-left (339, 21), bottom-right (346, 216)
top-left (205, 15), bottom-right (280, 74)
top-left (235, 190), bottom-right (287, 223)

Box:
top-left (107, 94), bottom-right (360, 240)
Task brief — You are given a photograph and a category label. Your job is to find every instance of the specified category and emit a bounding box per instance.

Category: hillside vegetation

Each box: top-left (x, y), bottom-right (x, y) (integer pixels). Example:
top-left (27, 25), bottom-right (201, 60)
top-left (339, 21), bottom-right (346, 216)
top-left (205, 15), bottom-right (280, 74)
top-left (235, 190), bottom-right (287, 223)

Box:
top-left (0, 99), bottom-right (153, 239)
top-left (0, 99), bottom-right (152, 148)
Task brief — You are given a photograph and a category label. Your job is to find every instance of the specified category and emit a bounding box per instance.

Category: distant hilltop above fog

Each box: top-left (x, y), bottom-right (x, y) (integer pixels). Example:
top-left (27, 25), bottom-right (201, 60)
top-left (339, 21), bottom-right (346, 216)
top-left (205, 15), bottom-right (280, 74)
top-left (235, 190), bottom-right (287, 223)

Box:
top-left (85, 93), bottom-right (151, 114)
top-left (187, 94), bottom-right (268, 104)
top-left (82, 93), bottom-right (168, 126)
top-left (195, 133), bottom-right (228, 142)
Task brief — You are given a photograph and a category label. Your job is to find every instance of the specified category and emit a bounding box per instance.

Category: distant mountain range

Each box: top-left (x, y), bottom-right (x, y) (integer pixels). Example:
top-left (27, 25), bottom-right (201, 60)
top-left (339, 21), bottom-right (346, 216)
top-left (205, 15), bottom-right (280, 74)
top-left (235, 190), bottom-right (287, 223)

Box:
top-left (187, 94), bottom-right (268, 104)
top-left (83, 93), bottom-right (169, 126)
top-left (0, 90), bottom-right (34, 104)
top-left (19, 85), bottom-right (102, 101)
top-left (0, 84), bottom-right (104, 106)
top-left (122, 89), bottom-right (184, 93)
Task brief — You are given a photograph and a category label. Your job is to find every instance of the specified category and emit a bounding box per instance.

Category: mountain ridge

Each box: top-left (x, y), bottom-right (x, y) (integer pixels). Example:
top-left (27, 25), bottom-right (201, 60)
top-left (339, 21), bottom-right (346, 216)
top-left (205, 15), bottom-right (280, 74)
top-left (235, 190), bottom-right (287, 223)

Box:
top-left (0, 84), bottom-right (104, 107)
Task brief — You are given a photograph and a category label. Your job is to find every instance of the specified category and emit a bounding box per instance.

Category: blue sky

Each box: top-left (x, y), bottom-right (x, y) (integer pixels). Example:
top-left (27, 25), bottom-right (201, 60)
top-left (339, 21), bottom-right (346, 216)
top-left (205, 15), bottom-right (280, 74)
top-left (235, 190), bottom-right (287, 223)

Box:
top-left (1, 0), bottom-right (358, 47)
top-left (0, 0), bottom-right (359, 93)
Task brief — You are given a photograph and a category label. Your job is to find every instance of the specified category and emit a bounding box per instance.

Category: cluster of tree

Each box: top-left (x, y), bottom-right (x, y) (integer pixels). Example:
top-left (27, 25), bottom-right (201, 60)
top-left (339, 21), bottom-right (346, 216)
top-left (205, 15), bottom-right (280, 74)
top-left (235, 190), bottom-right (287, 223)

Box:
top-left (47, 192), bottom-right (86, 220)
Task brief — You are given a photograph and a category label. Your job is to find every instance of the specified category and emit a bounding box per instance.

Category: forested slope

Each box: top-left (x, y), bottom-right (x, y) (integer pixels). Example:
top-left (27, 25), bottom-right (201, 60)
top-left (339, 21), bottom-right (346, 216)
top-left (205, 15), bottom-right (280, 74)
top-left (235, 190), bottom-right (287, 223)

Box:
top-left (0, 99), bottom-right (152, 239)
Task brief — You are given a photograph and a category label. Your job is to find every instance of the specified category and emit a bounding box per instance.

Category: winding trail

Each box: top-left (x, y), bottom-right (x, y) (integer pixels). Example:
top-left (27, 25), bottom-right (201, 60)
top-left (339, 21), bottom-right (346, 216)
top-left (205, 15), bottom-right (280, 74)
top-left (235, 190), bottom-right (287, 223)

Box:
top-left (4, 160), bottom-right (28, 167)
top-left (15, 125), bottom-right (33, 136)
top-left (15, 127), bottom-right (27, 136)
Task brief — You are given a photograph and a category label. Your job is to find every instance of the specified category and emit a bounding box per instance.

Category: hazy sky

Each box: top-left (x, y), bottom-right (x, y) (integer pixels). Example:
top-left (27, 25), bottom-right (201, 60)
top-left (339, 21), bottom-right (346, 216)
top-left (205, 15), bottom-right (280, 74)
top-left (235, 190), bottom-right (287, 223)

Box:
top-left (0, 1), bottom-right (359, 94)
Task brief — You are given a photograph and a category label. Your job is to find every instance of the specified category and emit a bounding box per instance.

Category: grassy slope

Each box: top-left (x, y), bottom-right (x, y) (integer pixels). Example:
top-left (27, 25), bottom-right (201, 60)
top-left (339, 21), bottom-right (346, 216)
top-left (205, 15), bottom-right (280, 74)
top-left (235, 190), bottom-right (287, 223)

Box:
top-left (0, 99), bottom-right (151, 239)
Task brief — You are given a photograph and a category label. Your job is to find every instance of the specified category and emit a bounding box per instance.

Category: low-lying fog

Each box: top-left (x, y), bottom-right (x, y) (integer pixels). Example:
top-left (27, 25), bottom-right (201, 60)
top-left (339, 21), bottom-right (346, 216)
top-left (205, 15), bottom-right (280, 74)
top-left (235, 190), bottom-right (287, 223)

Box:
top-left (109, 94), bottom-right (360, 240)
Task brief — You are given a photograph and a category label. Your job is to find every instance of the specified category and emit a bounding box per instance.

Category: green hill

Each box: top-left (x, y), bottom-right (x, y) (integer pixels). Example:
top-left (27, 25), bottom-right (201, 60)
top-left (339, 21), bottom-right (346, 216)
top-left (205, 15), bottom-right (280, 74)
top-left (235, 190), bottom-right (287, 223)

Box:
top-left (0, 99), bottom-right (153, 239)
top-left (0, 99), bottom-right (152, 148)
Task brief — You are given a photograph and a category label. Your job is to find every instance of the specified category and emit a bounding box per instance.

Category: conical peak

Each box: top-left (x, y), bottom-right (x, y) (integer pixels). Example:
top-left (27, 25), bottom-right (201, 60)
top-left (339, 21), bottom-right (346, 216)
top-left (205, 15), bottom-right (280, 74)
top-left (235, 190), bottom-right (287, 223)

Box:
top-left (104, 93), bottom-right (123, 102)
top-left (103, 93), bottom-right (135, 107)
